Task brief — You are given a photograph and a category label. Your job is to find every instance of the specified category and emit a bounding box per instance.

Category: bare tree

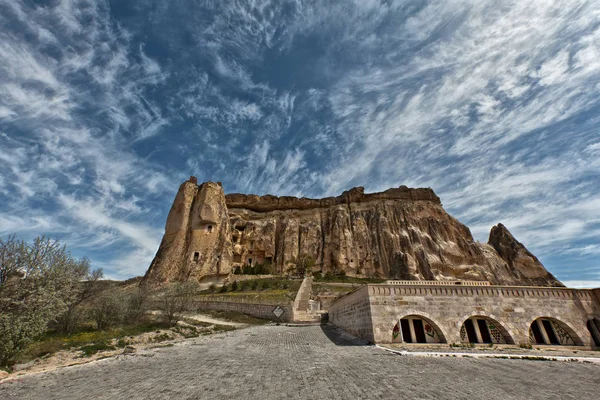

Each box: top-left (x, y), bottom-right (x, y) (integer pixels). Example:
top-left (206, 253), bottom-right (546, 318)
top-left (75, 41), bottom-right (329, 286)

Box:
top-left (56, 261), bottom-right (104, 334)
top-left (158, 282), bottom-right (199, 327)
top-left (126, 285), bottom-right (152, 323)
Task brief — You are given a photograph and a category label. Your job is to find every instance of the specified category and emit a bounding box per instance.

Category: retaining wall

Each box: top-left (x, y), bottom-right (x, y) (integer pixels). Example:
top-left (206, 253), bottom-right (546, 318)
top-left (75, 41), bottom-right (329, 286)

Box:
top-left (328, 286), bottom-right (375, 342)
top-left (195, 298), bottom-right (293, 322)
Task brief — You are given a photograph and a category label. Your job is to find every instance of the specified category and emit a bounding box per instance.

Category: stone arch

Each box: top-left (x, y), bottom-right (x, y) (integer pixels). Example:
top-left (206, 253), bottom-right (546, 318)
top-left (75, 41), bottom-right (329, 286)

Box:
top-left (458, 312), bottom-right (515, 345)
top-left (529, 316), bottom-right (584, 346)
top-left (394, 313), bottom-right (447, 344)
top-left (586, 317), bottom-right (600, 347)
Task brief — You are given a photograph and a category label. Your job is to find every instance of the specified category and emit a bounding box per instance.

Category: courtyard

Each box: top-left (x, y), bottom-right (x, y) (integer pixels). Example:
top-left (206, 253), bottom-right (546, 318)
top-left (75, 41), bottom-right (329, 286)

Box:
top-left (1, 324), bottom-right (598, 399)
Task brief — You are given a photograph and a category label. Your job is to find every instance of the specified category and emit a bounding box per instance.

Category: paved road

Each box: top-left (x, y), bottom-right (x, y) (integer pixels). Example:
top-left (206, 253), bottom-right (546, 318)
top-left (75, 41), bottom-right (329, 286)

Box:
top-left (1, 325), bottom-right (598, 400)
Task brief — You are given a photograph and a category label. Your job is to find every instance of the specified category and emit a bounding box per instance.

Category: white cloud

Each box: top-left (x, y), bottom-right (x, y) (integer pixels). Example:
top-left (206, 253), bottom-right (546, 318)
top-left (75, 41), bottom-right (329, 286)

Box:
top-left (2, 0), bottom-right (599, 283)
top-left (561, 281), bottom-right (600, 289)
top-left (0, 0), bottom-right (173, 277)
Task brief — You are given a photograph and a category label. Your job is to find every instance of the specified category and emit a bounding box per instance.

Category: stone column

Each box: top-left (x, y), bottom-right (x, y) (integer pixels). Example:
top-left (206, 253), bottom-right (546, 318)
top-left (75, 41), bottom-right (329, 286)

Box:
top-left (408, 318), bottom-right (417, 343)
top-left (588, 319), bottom-right (600, 346)
top-left (473, 319), bottom-right (484, 344)
top-left (537, 319), bottom-right (551, 344)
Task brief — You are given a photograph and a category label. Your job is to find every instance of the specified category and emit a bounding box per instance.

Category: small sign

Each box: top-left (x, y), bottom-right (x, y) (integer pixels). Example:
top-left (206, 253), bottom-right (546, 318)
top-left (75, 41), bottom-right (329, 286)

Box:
top-left (272, 305), bottom-right (284, 318)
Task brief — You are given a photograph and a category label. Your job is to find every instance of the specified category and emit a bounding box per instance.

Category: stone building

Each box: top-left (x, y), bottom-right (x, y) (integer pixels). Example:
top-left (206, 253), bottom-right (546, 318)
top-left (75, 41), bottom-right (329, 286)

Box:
top-left (328, 280), bottom-right (600, 348)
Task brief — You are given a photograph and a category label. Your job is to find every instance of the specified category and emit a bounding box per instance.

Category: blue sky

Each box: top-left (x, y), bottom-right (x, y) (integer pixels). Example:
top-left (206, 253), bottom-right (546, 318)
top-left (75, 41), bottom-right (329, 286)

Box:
top-left (1, 1), bottom-right (599, 287)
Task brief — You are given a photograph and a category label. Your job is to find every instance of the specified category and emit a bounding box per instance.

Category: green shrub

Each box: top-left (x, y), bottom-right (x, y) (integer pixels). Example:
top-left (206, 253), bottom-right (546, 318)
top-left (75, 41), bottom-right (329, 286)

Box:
top-left (219, 284), bottom-right (229, 293)
top-left (79, 342), bottom-right (116, 357)
top-left (231, 281), bottom-right (238, 291)
top-left (89, 290), bottom-right (127, 330)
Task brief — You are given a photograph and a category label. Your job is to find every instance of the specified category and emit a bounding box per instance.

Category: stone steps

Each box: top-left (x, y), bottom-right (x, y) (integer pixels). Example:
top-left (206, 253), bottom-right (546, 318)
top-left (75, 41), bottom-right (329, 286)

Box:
top-left (293, 277), bottom-right (319, 322)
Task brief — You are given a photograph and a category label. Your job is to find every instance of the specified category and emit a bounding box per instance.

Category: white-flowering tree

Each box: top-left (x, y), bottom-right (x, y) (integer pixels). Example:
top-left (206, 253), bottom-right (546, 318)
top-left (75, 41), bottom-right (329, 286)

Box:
top-left (0, 235), bottom-right (101, 366)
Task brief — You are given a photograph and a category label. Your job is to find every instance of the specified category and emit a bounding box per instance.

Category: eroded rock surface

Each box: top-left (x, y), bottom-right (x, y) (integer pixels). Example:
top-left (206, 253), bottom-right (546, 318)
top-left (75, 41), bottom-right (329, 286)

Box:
top-left (143, 180), bottom-right (233, 283)
top-left (488, 223), bottom-right (562, 287)
top-left (143, 178), bottom-right (562, 287)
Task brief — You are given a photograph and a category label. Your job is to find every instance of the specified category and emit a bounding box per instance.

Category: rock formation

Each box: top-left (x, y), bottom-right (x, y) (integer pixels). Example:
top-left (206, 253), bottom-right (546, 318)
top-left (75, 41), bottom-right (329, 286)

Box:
top-left (143, 179), bottom-right (233, 283)
top-left (143, 177), bottom-right (563, 287)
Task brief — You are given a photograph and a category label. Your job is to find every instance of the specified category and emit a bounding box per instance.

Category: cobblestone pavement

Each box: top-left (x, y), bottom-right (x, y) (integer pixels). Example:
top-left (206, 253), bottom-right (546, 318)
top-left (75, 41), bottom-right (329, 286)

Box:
top-left (1, 325), bottom-right (598, 400)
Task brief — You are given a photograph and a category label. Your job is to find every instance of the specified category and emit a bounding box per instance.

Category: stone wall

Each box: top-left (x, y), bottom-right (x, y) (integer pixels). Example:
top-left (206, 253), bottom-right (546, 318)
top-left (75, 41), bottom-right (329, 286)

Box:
top-left (328, 286), bottom-right (375, 342)
top-left (195, 298), bottom-right (293, 322)
top-left (330, 283), bottom-right (600, 347)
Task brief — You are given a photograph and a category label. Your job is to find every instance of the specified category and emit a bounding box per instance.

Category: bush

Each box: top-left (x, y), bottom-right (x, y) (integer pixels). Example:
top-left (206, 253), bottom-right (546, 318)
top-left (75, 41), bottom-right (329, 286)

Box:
top-left (219, 284), bottom-right (229, 293)
top-left (208, 284), bottom-right (217, 293)
top-left (89, 290), bottom-right (127, 330)
top-left (125, 286), bottom-right (151, 323)
top-left (290, 254), bottom-right (315, 277)
top-left (158, 282), bottom-right (199, 327)
top-left (231, 281), bottom-right (238, 291)
top-left (0, 235), bottom-right (98, 367)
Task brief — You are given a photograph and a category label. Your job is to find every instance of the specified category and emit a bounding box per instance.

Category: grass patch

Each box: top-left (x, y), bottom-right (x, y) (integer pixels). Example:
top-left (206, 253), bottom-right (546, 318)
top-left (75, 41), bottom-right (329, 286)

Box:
top-left (79, 342), bottom-right (116, 357)
top-left (212, 324), bottom-right (238, 333)
top-left (152, 333), bottom-right (173, 343)
top-left (19, 319), bottom-right (167, 363)
top-left (312, 284), bottom-right (356, 295)
top-left (199, 278), bottom-right (301, 301)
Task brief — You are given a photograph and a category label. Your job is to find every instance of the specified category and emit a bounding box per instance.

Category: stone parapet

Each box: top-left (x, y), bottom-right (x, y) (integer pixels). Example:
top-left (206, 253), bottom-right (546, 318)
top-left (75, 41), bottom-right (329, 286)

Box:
top-left (385, 280), bottom-right (491, 286)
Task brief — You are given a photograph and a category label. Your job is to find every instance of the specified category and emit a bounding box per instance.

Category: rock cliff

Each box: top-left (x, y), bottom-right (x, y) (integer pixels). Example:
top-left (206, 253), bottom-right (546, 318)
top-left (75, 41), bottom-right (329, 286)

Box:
top-left (143, 177), bottom-right (563, 287)
top-left (143, 179), bottom-right (233, 283)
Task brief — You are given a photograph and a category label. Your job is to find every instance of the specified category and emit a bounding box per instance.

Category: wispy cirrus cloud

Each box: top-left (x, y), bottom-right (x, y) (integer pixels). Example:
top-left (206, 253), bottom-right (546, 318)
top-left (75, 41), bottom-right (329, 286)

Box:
top-left (0, 0), bottom-right (174, 276)
top-left (1, 0), bottom-right (599, 285)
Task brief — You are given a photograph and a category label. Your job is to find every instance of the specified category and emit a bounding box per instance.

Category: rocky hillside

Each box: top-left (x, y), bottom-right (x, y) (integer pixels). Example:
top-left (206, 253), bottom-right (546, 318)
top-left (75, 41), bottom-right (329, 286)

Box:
top-left (143, 177), bottom-right (562, 287)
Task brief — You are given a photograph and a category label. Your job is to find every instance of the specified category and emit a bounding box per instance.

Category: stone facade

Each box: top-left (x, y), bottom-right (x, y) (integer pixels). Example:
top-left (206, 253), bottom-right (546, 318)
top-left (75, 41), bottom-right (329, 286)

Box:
top-left (329, 282), bottom-right (600, 348)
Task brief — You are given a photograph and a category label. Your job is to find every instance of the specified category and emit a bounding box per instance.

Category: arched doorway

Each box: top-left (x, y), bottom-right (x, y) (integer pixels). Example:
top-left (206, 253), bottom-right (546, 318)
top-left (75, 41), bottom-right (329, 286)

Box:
top-left (529, 317), bottom-right (582, 346)
top-left (587, 318), bottom-right (600, 346)
top-left (395, 315), bottom-right (446, 343)
top-left (460, 316), bottom-right (514, 344)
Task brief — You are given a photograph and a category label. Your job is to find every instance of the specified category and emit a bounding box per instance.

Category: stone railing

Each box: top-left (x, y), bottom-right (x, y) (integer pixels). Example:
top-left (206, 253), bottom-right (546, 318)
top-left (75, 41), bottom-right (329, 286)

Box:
top-left (368, 284), bottom-right (597, 301)
top-left (385, 280), bottom-right (490, 286)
